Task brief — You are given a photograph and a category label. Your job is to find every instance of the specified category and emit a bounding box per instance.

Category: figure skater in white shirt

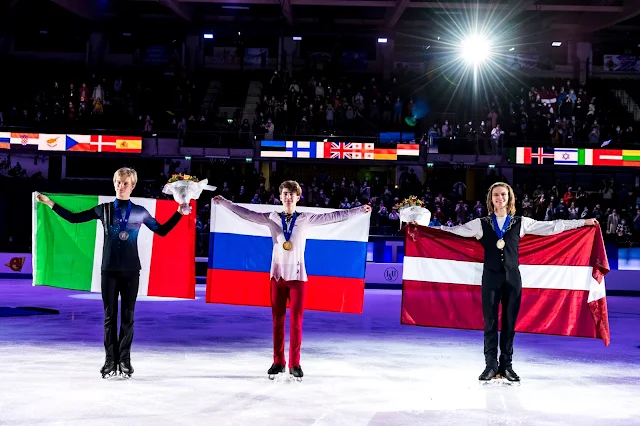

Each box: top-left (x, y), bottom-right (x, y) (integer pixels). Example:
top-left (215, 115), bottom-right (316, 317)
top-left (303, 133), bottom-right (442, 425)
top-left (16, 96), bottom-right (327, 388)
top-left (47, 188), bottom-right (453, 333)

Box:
top-left (436, 182), bottom-right (597, 384)
top-left (214, 180), bottom-right (371, 380)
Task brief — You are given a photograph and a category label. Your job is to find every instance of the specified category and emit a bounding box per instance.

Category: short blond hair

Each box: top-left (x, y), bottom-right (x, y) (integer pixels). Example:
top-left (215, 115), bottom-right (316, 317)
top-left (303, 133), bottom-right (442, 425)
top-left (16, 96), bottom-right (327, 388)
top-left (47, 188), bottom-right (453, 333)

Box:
top-left (279, 180), bottom-right (302, 196)
top-left (486, 182), bottom-right (516, 216)
top-left (113, 167), bottom-right (138, 186)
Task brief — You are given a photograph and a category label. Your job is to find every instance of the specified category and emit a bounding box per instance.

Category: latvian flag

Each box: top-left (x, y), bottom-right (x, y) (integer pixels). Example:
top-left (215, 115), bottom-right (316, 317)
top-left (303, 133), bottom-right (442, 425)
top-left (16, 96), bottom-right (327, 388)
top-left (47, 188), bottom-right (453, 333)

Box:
top-left (401, 225), bottom-right (610, 345)
top-left (32, 193), bottom-right (196, 298)
top-left (206, 203), bottom-right (369, 313)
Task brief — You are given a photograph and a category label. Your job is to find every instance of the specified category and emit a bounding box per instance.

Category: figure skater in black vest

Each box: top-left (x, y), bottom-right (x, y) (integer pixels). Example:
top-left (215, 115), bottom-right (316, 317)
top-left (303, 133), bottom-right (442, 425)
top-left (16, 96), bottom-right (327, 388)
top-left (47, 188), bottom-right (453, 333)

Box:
top-left (438, 182), bottom-right (597, 384)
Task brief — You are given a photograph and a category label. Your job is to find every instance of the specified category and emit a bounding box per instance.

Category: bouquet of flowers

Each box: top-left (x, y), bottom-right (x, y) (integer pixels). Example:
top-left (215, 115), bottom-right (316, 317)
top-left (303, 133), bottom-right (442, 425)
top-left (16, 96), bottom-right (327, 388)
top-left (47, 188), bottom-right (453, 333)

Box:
top-left (162, 174), bottom-right (217, 214)
top-left (395, 196), bottom-right (431, 228)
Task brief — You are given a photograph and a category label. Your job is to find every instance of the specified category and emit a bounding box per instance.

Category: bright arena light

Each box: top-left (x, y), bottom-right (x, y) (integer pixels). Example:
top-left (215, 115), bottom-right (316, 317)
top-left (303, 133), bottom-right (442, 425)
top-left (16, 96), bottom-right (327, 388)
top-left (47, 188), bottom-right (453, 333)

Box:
top-left (460, 35), bottom-right (491, 65)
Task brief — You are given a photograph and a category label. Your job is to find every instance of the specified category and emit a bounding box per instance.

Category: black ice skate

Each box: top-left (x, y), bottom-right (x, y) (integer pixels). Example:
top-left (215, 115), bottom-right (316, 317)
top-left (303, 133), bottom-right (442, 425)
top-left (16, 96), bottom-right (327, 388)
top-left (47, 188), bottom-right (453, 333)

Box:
top-left (267, 363), bottom-right (285, 380)
top-left (289, 366), bottom-right (303, 382)
top-left (499, 366), bottom-right (520, 385)
top-left (119, 360), bottom-right (134, 378)
top-left (100, 360), bottom-right (118, 379)
top-left (478, 365), bottom-right (499, 383)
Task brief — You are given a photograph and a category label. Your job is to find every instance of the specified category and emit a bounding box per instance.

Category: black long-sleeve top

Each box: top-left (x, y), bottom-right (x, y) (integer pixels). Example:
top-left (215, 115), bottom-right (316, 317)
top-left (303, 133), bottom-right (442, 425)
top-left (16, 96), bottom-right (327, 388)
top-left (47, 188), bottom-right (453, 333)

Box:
top-left (52, 200), bottom-right (182, 272)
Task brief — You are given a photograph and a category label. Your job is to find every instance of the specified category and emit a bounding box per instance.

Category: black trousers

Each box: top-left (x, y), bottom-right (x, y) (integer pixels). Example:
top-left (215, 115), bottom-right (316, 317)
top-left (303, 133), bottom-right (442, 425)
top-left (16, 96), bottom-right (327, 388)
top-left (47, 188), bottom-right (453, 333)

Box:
top-left (101, 271), bottom-right (140, 363)
top-left (481, 267), bottom-right (522, 369)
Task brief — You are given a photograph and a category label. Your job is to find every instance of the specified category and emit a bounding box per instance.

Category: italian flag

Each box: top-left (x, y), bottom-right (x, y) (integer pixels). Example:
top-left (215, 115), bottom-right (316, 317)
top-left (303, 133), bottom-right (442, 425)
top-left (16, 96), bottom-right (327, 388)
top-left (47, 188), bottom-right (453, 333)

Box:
top-left (32, 193), bottom-right (196, 298)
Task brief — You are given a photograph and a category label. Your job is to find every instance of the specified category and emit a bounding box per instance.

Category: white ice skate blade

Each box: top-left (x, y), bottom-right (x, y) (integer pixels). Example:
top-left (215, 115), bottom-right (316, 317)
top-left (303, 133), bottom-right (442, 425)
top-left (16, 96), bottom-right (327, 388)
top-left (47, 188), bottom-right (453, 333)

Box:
top-left (479, 377), bottom-right (520, 387)
top-left (267, 372), bottom-right (287, 382)
top-left (101, 372), bottom-right (118, 380)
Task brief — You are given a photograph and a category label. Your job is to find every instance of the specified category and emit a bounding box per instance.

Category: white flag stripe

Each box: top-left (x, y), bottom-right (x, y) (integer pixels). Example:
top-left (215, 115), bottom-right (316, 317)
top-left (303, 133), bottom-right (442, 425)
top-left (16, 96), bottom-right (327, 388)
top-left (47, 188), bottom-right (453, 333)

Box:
top-left (402, 256), bottom-right (600, 295)
top-left (90, 196), bottom-right (157, 296)
top-left (211, 203), bottom-right (369, 242)
top-left (260, 151), bottom-right (293, 158)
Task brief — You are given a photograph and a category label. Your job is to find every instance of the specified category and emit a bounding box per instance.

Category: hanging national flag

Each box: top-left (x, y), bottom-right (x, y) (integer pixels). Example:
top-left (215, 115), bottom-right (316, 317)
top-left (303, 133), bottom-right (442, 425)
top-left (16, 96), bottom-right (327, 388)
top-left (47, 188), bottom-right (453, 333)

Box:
top-left (554, 148), bottom-right (578, 165)
top-left (285, 141), bottom-right (325, 158)
top-left (37, 134), bottom-right (67, 152)
top-left (401, 225), bottom-right (610, 345)
top-left (592, 149), bottom-right (623, 167)
top-left (509, 147), bottom-right (532, 164)
top-left (577, 148), bottom-right (593, 165)
top-left (32, 193), bottom-right (196, 298)
top-left (9, 133), bottom-right (39, 149)
top-left (397, 143), bottom-right (420, 157)
top-left (0, 133), bottom-right (10, 149)
top-left (260, 140), bottom-right (292, 158)
top-left (530, 147), bottom-right (554, 164)
top-left (622, 150), bottom-right (640, 167)
top-left (65, 134), bottom-right (97, 152)
top-left (367, 148), bottom-right (397, 161)
top-left (207, 203), bottom-right (369, 313)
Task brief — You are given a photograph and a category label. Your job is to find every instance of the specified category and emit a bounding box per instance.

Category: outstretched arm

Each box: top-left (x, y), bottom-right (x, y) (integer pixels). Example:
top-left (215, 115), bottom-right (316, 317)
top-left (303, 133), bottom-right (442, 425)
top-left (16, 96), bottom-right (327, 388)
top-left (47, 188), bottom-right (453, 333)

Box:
top-left (437, 218), bottom-right (482, 239)
top-left (521, 216), bottom-right (595, 236)
top-left (305, 205), bottom-right (371, 227)
top-left (143, 209), bottom-right (183, 236)
top-left (52, 204), bottom-right (101, 224)
top-left (214, 196), bottom-right (270, 224)
top-left (36, 193), bottom-right (101, 224)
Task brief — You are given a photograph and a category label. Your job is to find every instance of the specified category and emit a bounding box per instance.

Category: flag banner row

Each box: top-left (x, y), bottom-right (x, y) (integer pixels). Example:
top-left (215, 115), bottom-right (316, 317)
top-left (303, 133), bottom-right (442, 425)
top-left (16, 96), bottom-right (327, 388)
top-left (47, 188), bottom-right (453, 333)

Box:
top-left (0, 132), bottom-right (142, 153)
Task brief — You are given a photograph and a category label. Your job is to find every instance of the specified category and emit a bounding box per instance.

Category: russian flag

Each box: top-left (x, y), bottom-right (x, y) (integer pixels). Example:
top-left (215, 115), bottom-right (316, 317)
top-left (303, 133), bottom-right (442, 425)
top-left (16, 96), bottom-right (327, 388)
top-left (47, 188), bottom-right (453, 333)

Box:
top-left (206, 203), bottom-right (370, 313)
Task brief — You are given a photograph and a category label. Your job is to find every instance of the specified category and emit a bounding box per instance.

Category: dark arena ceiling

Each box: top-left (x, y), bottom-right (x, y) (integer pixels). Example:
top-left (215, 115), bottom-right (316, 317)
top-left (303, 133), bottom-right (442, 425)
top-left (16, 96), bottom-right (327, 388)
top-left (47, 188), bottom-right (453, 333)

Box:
top-left (3, 0), bottom-right (640, 45)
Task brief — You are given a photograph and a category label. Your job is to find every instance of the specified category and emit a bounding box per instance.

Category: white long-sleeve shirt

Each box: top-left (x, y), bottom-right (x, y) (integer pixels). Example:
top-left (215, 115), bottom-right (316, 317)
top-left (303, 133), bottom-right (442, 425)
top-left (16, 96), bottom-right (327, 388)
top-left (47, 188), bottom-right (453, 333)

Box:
top-left (220, 199), bottom-right (368, 281)
top-left (439, 216), bottom-right (586, 239)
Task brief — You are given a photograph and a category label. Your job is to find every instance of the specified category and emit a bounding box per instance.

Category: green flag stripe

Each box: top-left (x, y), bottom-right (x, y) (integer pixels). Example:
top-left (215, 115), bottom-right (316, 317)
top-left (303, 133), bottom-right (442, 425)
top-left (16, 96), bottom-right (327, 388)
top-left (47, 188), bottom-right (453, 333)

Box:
top-left (623, 155), bottom-right (640, 161)
top-left (34, 194), bottom-right (99, 291)
top-left (578, 149), bottom-right (585, 165)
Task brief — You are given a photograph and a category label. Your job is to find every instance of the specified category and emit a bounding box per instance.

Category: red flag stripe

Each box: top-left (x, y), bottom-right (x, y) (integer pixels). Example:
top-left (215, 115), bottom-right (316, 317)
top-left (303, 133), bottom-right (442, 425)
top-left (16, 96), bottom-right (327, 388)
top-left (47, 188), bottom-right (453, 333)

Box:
top-left (401, 281), bottom-right (603, 339)
top-left (206, 269), bottom-right (365, 313)
top-left (147, 199), bottom-right (196, 298)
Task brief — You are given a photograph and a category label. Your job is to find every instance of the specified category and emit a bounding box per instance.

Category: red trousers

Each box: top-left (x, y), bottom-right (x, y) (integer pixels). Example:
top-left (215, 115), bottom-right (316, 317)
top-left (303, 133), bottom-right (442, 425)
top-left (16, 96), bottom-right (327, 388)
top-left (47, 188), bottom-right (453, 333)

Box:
top-left (270, 278), bottom-right (306, 367)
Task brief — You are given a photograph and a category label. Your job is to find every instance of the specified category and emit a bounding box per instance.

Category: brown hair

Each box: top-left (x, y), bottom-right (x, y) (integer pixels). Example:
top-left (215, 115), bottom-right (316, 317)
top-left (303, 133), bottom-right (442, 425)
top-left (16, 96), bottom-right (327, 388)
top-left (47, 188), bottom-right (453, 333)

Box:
top-left (279, 180), bottom-right (302, 196)
top-left (486, 182), bottom-right (516, 216)
top-left (113, 167), bottom-right (138, 186)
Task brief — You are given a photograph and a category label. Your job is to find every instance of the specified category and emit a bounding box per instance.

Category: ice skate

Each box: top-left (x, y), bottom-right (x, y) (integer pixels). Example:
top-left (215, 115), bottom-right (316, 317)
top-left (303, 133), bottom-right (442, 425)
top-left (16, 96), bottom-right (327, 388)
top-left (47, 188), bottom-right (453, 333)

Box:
top-left (499, 366), bottom-right (520, 386)
top-left (478, 365), bottom-right (500, 385)
top-left (118, 360), bottom-right (134, 378)
top-left (267, 363), bottom-right (285, 380)
top-left (289, 366), bottom-right (303, 382)
top-left (100, 360), bottom-right (118, 379)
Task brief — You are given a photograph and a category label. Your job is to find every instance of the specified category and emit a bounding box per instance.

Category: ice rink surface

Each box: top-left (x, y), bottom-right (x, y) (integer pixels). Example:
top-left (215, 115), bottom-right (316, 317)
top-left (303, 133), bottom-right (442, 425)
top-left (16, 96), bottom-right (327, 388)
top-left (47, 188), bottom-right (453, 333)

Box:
top-left (1, 279), bottom-right (639, 426)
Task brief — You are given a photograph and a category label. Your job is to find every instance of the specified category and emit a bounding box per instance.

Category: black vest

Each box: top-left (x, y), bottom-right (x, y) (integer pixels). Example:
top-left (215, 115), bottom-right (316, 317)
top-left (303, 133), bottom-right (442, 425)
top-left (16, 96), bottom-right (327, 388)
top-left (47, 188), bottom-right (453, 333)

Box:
top-left (479, 216), bottom-right (522, 272)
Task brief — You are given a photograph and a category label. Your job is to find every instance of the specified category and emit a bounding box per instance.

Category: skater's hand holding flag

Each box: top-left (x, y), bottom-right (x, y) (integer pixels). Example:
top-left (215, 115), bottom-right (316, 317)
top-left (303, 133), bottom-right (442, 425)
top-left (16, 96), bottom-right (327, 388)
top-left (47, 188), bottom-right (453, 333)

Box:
top-left (401, 224), bottom-right (610, 345)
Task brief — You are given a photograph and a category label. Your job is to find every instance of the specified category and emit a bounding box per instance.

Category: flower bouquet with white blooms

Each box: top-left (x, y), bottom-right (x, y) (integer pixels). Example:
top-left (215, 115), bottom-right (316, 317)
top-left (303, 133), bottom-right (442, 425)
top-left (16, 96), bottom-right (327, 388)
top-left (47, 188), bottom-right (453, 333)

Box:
top-left (395, 196), bottom-right (431, 228)
top-left (162, 174), bottom-right (217, 214)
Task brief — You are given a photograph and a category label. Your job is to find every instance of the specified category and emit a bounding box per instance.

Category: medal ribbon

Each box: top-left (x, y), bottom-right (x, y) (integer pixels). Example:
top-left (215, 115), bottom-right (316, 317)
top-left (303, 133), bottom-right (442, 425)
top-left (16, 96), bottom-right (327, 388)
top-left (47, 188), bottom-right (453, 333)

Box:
top-left (281, 212), bottom-right (297, 243)
top-left (491, 213), bottom-right (511, 241)
top-left (114, 199), bottom-right (132, 234)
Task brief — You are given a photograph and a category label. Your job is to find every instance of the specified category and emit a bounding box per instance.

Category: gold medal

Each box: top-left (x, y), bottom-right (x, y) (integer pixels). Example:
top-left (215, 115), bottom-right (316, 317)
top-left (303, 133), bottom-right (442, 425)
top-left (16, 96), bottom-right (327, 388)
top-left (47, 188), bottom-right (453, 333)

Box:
top-left (119, 231), bottom-right (129, 241)
top-left (283, 241), bottom-right (293, 251)
top-left (496, 239), bottom-right (505, 250)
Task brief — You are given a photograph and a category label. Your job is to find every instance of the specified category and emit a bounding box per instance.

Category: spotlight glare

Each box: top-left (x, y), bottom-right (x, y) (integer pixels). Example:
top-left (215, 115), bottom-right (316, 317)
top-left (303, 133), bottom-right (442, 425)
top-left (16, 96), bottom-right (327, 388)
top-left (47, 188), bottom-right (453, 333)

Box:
top-left (509, 47), bottom-right (515, 52)
top-left (551, 41), bottom-right (562, 47)
top-left (460, 35), bottom-right (491, 65)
